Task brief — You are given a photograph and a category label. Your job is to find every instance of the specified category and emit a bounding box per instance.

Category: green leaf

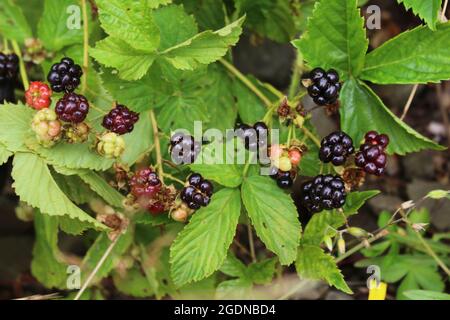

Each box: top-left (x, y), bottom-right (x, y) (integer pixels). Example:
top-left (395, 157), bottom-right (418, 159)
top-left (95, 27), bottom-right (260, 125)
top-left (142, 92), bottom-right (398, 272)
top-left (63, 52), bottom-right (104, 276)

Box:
top-left (146, 0), bottom-right (173, 9)
top-left (340, 78), bottom-right (445, 155)
top-left (216, 278), bottom-right (253, 300)
top-left (12, 153), bottom-right (107, 231)
top-left (0, 143), bottom-right (12, 165)
top-left (190, 138), bottom-right (244, 188)
top-left (235, 0), bottom-right (296, 42)
top-left (302, 191), bottom-right (380, 246)
top-left (247, 258), bottom-right (277, 285)
top-left (27, 140), bottom-right (115, 171)
top-left (220, 253), bottom-right (247, 278)
top-left (121, 111), bottom-right (153, 166)
top-left (152, 4), bottom-right (198, 51)
top-left (161, 16), bottom-right (245, 70)
top-left (426, 189), bottom-right (450, 200)
top-left (403, 289), bottom-right (450, 300)
top-left (241, 175), bottom-right (301, 265)
top-left (77, 171), bottom-right (125, 208)
top-left (100, 66), bottom-right (172, 113)
top-left (0, 103), bottom-right (34, 152)
top-left (52, 170), bottom-right (93, 205)
top-left (81, 230), bottom-right (134, 282)
top-left (31, 210), bottom-right (67, 289)
top-left (232, 76), bottom-right (267, 124)
top-left (296, 244), bottom-right (352, 294)
top-left (37, 0), bottom-right (87, 51)
top-left (397, 0), bottom-right (442, 30)
top-left (0, 0), bottom-right (32, 42)
top-left (293, 0), bottom-right (368, 78)
top-left (178, 0), bottom-right (226, 30)
top-left (90, 37), bottom-right (156, 81)
top-left (113, 265), bottom-right (154, 298)
top-left (135, 212), bottom-right (172, 226)
top-left (170, 188), bottom-right (241, 286)
top-left (361, 24), bottom-right (450, 84)
top-left (95, 0), bottom-right (160, 53)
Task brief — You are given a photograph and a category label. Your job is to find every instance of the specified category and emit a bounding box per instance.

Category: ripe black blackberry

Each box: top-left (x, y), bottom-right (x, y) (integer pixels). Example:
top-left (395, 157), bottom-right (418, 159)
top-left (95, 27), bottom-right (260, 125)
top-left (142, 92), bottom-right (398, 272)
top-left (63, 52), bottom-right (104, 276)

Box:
top-left (355, 131), bottom-right (389, 176)
top-left (47, 57), bottom-right (83, 92)
top-left (55, 93), bottom-right (89, 123)
top-left (306, 68), bottom-right (341, 106)
top-left (237, 122), bottom-right (268, 150)
top-left (102, 104), bottom-right (139, 135)
top-left (0, 53), bottom-right (19, 83)
top-left (270, 168), bottom-right (296, 189)
top-left (170, 132), bottom-right (201, 165)
top-left (299, 174), bottom-right (346, 213)
top-left (319, 131), bottom-right (354, 166)
top-left (180, 173), bottom-right (213, 210)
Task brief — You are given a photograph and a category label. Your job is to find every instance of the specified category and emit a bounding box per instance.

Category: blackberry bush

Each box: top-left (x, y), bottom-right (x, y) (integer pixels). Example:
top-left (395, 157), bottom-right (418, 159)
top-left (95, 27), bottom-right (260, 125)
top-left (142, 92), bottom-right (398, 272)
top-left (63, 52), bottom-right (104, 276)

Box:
top-left (0, 0), bottom-right (448, 302)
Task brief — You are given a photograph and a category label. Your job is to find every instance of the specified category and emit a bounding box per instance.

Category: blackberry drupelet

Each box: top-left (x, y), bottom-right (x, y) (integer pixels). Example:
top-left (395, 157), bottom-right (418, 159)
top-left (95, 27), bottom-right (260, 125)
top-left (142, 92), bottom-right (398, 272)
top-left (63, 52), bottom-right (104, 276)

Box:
top-left (102, 104), bottom-right (139, 135)
top-left (319, 131), bottom-right (354, 166)
top-left (170, 132), bottom-right (201, 165)
top-left (180, 173), bottom-right (213, 210)
top-left (0, 53), bottom-right (19, 83)
top-left (306, 68), bottom-right (341, 106)
top-left (55, 92), bottom-right (89, 123)
top-left (299, 174), bottom-right (347, 213)
top-left (355, 131), bottom-right (389, 176)
top-left (47, 57), bottom-right (82, 92)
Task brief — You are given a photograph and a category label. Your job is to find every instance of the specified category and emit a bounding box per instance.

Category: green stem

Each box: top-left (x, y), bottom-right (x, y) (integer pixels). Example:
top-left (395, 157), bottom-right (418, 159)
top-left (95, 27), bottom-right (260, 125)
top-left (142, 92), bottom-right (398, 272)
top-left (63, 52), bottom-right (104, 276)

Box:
top-left (288, 54), bottom-right (303, 100)
top-left (301, 126), bottom-right (321, 148)
top-left (2, 38), bottom-right (9, 52)
top-left (81, 0), bottom-right (89, 94)
top-left (150, 110), bottom-right (164, 184)
top-left (247, 222), bottom-right (256, 263)
top-left (163, 173), bottom-right (185, 186)
top-left (335, 230), bottom-right (389, 264)
top-left (11, 40), bottom-right (29, 90)
top-left (220, 58), bottom-right (274, 108)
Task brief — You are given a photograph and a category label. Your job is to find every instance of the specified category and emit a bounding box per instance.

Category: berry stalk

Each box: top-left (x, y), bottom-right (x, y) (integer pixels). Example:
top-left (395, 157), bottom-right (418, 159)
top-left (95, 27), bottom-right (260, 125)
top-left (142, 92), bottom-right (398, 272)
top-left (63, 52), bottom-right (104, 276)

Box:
top-left (81, 0), bottom-right (89, 94)
top-left (11, 40), bottom-right (29, 90)
top-left (150, 110), bottom-right (164, 184)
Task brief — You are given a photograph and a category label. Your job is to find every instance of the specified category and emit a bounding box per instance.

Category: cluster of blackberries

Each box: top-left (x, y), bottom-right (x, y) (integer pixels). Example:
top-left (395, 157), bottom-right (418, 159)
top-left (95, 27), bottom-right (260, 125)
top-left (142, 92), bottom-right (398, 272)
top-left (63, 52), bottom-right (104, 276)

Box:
top-left (0, 53), bottom-right (19, 83)
top-left (299, 174), bottom-right (346, 213)
top-left (270, 168), bottom-right (296, 189)
top-left (237, 122), bottom-right (268, 150)
top-left (55, 92), bottom-right (89, 123)
top-left (170, 132), bottom-right (201, 164)
top-left (180, 173), bottom-right (214, 210)
top-left (355, 131), bottom-right (389, 176)
top-left (102, 104), bottom-right (139, 135)
top-left (306, 68), bottom-right (341, 106)
top-left (129, 168), bottom-right (166, 214)
top-left (47, 57), bottom-right (82, 93)
top-left (319, 131), bottom-right (354, 166)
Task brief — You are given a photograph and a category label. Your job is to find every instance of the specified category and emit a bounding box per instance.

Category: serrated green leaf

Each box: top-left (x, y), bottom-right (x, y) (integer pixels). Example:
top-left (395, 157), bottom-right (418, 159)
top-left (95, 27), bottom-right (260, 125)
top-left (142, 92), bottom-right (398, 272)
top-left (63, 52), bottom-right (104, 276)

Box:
top-left (52, 170), bottom-right (93, 205)
top-left (0, 143), bottom-right (12, 165)
top-left (403, 289), bottom-right (450, 300)
top-left (152, 4), bottom-right (198, 51)
top-left (296, 244), bottom-right (352, 294)
top-left (90, 37), bottom-right (156, 81)
top-left (135, 212), bottom-right (172, 226)
top-left (121, 111), bottom-right (153, 166)
top-left (293, 0), bottom-right (368, 78)
top-left (77, 171), bottom-right (125, 208)
top-left (232, 76), bottom-right (267, 124)
top-left (12, 153), bottom-right (107, 231)
top-left (220, 253), bottom-right (247, 278)
top-left (190, 138), bottom-right (244, 188)
top-left (340, 78), bottom-right (445, 155)
top-left (170, 188), bottom-right (241, 286)
top-left (31, 210), bottom-right (68, 289)
top-left (0, 0), bottom-right (32, 42)
top-left (216, 278), bottom-right (253, 300)
top-left (27, 140), bottom-right (115, 171)
top-left (361, 24), bottom-right (450, 84)
top-left (81, 229), bottom-right (134, 283)
top-left (247, 258), bottom-right (277, 285)
top-left (96, 0), bottom-right (160, 53)
top-left (37, 0), bottom-right (87, 51)
top-left (162, 16), bottom-right (245, 70)
top-left (0, 103), bottom-right (34, 152)
top-left (113, 265), bottom-right (155, 298)
top-left (235, 0), bottom-right (296, 42)
top-left (146, 0), bottom-right (172, 9)
top-left (241, 176), bottom-right (301, 265)
top-left (178, 0), bottom-right (225, 30)
top-left (397, 0), bottom-right (442, 30)
top-left (302, 191), bottom-right (380, 246)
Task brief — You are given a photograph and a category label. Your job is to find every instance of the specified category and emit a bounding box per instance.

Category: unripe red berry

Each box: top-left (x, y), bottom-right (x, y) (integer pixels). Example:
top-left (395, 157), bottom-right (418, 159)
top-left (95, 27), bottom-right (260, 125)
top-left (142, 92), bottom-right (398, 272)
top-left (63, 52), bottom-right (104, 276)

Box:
top-left (25, 81), bottom-right (52, 110)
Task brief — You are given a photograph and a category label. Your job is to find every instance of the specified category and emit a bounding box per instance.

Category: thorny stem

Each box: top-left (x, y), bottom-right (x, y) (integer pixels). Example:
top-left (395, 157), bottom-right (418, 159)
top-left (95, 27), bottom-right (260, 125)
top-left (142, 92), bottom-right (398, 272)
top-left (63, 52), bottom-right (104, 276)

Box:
top-left (150, 110), bottom-right (164, 184)
top-left (81, 0), bottom-right (89, 94)
top-left (11, 40), bottom-right (29, 90)
top-left (74, 234), bottom-right (121, 300)
top-left (219, 58), bottom-right (274, 108)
